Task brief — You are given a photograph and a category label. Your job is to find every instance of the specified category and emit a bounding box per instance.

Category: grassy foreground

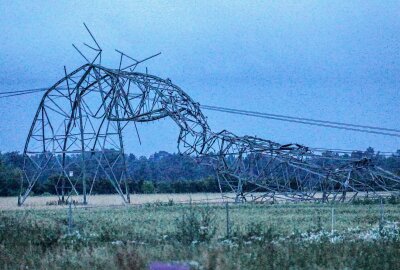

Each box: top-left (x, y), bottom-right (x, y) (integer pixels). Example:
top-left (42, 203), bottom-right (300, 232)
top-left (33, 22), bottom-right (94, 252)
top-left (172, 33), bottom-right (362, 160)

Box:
top-left (1, 200), bottom-right (400, 269)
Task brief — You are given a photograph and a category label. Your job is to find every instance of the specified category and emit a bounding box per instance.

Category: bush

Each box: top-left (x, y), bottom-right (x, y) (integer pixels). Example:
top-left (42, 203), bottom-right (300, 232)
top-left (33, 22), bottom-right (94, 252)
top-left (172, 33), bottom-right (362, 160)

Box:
top-left (174, 205), bottom-right (216, 245)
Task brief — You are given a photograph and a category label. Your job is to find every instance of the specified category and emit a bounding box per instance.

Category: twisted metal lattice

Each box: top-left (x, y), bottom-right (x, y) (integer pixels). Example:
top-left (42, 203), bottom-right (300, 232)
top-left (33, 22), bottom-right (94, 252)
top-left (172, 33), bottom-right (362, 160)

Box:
top-left (18, 31), bottom-right (400, 205)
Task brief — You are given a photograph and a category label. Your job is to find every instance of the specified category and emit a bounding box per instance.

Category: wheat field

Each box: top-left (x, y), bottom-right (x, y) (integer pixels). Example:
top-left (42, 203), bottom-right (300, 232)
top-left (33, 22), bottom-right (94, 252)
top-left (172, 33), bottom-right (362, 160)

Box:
top-left (1, 191), bottom-right (393, 210)
top-left (0, 193), bottom-right (228, 210)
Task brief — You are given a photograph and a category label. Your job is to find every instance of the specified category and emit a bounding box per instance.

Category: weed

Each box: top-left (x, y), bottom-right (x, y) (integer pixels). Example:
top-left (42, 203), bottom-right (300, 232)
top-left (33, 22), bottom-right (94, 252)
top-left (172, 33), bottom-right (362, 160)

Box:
top-left (174, 205), bottom-right (216, 245)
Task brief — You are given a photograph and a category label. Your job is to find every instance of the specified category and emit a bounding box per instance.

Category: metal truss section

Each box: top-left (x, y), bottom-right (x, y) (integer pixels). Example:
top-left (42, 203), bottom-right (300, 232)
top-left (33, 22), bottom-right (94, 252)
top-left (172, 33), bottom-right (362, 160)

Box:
top-left (18, 29), bottom-right (400, 205)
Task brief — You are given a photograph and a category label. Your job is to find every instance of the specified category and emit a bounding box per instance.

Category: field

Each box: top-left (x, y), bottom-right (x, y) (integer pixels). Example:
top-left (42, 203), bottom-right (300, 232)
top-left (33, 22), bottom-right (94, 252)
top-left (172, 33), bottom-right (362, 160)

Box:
top-left (1, 194), bottom-right (400, 269)
top-left (0, 193), bottom-right (226, 210)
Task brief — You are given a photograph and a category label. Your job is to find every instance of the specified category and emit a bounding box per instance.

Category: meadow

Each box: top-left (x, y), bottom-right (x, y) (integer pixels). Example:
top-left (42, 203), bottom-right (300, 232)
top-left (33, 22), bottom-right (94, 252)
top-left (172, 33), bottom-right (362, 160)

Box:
top-left (1, 194), bottom-right (400, 269)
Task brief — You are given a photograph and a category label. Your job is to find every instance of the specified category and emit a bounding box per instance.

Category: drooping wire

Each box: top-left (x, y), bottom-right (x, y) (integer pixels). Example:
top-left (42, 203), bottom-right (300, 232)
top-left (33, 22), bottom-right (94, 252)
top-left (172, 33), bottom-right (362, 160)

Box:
top-left (1, 87), bottom-right (400, 139)
top-left (201, 105), bottom-right (400, 138)
top-left (0, 88), bottom-right (47, 98)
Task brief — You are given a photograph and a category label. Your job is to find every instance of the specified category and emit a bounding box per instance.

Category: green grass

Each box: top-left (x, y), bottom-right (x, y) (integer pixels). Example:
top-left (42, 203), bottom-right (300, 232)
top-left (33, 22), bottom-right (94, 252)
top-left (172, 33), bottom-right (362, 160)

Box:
top-left (1, 202), bottom-right (400, 269)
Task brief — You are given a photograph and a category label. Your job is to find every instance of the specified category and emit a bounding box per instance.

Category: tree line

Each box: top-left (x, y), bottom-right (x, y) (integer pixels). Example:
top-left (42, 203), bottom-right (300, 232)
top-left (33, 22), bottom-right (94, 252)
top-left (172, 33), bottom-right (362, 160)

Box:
top-left (0, 150), bottom-right (219, 196)
top-left (0, 148), bottom-right (399, 196)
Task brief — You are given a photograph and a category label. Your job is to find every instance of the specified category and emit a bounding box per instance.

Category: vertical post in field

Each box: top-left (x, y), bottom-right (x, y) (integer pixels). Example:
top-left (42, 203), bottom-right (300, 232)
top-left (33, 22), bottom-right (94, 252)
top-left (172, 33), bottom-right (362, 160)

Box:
top-left (61, 175), bottom-right (66, 203)
top-left (226, 202), bottom-right (230, 238)
top-left (68, 200), bottom-right (73, 234)
top-left (379, 197), bottom-right (385, 232)
top-left (331, 207), bottom-right (335, 234)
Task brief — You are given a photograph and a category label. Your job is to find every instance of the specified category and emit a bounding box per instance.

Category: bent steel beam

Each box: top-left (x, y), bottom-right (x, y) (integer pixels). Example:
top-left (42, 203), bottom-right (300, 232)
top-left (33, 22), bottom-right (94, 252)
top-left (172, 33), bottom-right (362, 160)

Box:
top-left (19, 28), bottom-right (400, 205)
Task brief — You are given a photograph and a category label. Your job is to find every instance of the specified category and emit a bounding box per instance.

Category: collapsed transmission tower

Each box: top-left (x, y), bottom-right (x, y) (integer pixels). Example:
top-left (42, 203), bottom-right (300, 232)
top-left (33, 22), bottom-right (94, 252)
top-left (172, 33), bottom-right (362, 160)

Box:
top-left (18, 25), bottom-right (400, 205)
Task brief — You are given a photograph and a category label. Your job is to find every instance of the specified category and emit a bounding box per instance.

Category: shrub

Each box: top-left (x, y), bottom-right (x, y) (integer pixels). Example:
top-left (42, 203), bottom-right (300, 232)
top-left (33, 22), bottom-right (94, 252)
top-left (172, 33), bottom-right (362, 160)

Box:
top-left (174, 205), bottom-right (216, 245)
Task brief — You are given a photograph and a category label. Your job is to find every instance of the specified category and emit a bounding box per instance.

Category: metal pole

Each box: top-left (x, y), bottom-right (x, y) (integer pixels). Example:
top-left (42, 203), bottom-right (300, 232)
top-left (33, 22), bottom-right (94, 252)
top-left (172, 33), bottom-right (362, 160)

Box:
top-left (226, 202), bottom-right (230, 238)
top-left (61, 176), bottom-right (65, 203)
top-left (379, 197), bottom-right (384, 232)
top-left (116, 113), bottom-right (130, 204)
top-left (18, 171), bottom-right (23, 206)
top-left (77, 90), bottom-right (87, 205)
top-left (331, 207), bottom-right (335, 234)
top-left (68, 200), bottom-right (73, 234)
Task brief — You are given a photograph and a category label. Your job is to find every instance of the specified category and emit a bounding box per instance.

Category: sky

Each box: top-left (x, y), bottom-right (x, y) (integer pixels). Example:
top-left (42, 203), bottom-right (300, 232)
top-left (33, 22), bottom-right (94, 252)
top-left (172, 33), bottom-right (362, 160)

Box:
top-left (0, 1), bottom-right (399, 156)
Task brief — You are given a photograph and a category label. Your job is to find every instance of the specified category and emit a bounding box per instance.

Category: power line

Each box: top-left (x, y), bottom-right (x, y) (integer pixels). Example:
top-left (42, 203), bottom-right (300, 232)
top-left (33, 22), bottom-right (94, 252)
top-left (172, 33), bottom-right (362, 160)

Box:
top-left (0, 88), bottom-right (47, 99)
top-left (201, 105), bottom-right (400, 134)
top-left (201, 105), bottom-right (400, 138)
top-left (2, 87), bottom-right (400, 138)
top-left (0, 91), bottom-right (45, 99)
top-left (0, 88), bottom-right (48, 95)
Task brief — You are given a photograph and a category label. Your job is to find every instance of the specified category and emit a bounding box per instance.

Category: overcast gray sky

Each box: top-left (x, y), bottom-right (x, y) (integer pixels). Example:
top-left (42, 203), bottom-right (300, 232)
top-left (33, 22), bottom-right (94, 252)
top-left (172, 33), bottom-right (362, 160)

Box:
top-left (0, 1), bottom-right (399, 156)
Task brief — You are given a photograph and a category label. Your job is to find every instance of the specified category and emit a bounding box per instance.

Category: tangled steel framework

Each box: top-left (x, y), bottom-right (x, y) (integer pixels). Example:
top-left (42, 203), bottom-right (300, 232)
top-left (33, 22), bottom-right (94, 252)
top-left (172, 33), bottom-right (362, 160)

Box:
top-left (18, 26), bottom-right (400, 205)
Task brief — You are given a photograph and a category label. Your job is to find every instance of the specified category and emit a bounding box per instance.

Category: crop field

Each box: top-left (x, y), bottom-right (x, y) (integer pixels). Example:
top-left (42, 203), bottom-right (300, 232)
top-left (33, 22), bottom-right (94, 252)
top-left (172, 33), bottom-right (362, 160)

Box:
top-left (1, 195), bottom-right (400, 269)
top-left (0, 193), bottom-right (226, 210)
